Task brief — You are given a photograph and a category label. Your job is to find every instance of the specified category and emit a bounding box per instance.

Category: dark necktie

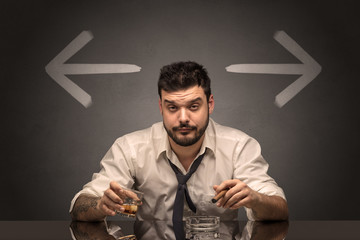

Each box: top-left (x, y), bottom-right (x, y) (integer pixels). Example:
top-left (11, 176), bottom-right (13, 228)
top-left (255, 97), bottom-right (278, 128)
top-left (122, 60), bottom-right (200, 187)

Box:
top-left (168, 153), bottom-right (205, 240)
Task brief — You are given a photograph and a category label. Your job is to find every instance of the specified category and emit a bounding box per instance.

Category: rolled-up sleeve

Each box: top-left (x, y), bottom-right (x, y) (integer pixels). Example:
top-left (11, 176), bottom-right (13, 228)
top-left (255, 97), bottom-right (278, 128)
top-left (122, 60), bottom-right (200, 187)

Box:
top-left (233, 137), bottom-right (286, 220)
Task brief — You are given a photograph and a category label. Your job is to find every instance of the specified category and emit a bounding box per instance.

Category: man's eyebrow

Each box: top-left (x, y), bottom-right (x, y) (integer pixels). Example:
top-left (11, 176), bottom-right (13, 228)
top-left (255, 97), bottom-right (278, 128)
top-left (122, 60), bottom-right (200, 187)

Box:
top-left (163, 97), bottom-right (203, 105)
top-left (189, 97), bottom-right (203, 103)
top-left (164, 99), bottom-right (175, 104)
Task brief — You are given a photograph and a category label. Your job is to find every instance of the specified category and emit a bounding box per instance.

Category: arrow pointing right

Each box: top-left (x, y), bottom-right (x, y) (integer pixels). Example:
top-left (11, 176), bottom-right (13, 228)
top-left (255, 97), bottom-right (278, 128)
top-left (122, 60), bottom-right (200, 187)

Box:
top-left (226, 31), bottom-right (322, 108)
top-left (46, 31), bottom-right (141, 108)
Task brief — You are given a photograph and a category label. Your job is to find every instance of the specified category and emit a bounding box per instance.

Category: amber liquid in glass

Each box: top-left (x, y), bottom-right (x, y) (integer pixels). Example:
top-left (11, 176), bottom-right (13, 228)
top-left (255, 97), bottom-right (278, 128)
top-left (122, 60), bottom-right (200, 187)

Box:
top-left (120, 204), bottom-right (138, 217)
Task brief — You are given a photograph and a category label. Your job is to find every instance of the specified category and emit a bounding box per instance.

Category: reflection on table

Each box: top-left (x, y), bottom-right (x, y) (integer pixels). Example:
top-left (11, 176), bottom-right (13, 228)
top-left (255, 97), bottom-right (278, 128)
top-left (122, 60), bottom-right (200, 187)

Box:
top-left (1, 220), bottom-right (360, 239)
top-left (70, 220), bottom-right (289, 240)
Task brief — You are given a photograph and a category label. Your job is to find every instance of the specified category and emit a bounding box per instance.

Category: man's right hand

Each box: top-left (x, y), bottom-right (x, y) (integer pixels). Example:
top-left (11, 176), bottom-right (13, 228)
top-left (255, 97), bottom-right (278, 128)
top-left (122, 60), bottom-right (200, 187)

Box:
top-left (71, 181), bottom-right (128, 221)
top-left (98, 181), bottom-right (126, 216)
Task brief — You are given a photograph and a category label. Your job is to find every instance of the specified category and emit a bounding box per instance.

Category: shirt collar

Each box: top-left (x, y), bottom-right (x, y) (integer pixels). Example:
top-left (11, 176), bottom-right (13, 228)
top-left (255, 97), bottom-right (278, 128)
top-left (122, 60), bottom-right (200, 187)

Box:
top-left (156, 118), bottom-right (216, 160)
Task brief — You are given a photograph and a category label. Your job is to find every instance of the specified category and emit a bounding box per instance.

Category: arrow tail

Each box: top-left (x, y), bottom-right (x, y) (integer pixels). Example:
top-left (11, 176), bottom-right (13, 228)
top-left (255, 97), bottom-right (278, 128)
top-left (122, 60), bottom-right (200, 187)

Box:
top-left (61, 64), bottom-right (141, 75)
top-left (226, 64), bottom-right (306, 75)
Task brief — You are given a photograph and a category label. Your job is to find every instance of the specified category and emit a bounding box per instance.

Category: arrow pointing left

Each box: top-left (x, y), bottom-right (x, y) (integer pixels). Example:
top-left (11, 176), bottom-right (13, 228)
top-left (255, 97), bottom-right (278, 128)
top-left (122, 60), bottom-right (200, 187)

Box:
top-left (45, 31), bottom-right (141, 108)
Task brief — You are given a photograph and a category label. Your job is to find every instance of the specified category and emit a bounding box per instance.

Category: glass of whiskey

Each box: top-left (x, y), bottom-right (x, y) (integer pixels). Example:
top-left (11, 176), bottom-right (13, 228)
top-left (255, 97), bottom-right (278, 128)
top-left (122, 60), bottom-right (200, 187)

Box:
top-left (117, 187), bottom-right (144, 218)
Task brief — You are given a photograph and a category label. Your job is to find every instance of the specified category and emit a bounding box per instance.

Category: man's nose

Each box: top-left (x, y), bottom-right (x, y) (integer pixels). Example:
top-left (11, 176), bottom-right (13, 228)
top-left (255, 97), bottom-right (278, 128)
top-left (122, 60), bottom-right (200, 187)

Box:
top-left (179, 108), bottom-right (190, 123)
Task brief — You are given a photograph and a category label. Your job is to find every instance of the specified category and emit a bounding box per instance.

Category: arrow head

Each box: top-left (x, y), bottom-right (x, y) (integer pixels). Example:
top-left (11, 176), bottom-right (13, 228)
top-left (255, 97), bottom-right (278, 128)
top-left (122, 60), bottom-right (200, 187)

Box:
top-left (226, 31), bottom-right (322, 108)
top-left (45, 31), bottom-right (94, 108)
top-left (45, 31), bottom-right (141, 108)
top-left (273, 31), bottom-right (322, 107)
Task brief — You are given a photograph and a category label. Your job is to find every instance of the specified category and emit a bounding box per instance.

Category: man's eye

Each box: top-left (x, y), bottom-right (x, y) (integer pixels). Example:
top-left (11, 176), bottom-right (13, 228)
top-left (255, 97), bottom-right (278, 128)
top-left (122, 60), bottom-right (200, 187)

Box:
top-left (190, 105), bottom-right (199, 110)
top-left (168, 106), bottom-right (177, 111)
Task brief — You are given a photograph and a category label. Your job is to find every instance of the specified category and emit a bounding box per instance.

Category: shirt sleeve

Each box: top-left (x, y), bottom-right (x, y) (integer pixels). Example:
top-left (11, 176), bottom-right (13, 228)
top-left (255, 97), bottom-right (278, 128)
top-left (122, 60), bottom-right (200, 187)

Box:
top-left (233, 137), bottom-right (286, 220)
top-left (69, 137), bottom-right (136, 213)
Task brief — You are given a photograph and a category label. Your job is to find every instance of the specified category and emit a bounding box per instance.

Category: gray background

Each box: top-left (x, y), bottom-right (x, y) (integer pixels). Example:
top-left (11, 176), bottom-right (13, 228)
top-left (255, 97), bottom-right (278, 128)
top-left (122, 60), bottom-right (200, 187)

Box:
top-left (1, 0), bottom-right (359, 220)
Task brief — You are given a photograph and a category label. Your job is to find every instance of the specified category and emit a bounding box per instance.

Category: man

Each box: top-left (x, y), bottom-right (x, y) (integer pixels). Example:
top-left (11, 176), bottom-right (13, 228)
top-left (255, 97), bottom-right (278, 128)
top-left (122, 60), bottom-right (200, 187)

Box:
top-left (70, 61), bottom-right (288, 223)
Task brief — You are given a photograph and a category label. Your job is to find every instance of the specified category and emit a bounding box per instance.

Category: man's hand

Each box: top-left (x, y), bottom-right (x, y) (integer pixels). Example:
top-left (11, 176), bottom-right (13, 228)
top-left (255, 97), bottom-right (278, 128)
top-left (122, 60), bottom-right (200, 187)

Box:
top-left (213, 179), bottom-right (260, 209)
top-left (71, 181), bottom-right (129, 221)
top-left (98, 181), bottom-right (129, 216)
top-left (213, 179), bottom-right (288, 221)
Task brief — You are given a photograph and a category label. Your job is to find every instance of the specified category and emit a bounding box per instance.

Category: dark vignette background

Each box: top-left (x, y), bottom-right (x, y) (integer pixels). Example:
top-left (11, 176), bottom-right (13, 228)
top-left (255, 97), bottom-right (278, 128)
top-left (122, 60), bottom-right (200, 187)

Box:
top-left (1, 0), bottom-right (359, 220)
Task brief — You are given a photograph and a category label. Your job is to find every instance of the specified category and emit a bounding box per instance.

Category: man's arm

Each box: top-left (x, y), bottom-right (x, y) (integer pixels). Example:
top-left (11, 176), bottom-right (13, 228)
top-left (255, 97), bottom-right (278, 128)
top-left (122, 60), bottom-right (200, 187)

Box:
top-left (70, 220), bottom-right (119, 240)
top-left (249, 193), bottom-right (288, 221)
top-left (71, 182), bottom-right (127, 221)
top-left (214, 179), bottom-right (289, 221)
top-left (71, 194), bottom-right (106, 221)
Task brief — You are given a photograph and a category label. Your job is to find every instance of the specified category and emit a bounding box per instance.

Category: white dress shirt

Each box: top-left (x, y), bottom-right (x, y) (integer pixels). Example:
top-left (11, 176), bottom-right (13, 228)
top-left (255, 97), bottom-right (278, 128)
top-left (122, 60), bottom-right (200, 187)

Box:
top-left (70, 118), bottom-right (285, 221)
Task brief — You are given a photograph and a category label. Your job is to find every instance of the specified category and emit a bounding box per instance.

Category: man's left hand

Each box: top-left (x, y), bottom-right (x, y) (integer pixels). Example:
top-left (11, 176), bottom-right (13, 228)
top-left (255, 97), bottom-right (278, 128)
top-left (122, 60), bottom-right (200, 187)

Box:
top-left (213, 179), bottom-right (261, 209)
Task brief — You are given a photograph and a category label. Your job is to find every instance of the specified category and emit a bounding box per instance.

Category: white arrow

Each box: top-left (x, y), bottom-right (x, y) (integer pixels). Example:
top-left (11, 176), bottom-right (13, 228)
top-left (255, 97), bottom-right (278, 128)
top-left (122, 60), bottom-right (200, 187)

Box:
top-left (226, 31), bottom-right (322, 108)
top-left (45, 31), bottom-right (141, 108)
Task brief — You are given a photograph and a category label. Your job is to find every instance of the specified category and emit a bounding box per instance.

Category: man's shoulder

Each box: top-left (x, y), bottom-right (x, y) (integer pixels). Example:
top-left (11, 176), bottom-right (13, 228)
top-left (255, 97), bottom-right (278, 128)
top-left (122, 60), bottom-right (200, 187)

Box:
top-left (210, 119), bottom-right (252, 141)
top-left (114, 122), bottom-right (164, 144)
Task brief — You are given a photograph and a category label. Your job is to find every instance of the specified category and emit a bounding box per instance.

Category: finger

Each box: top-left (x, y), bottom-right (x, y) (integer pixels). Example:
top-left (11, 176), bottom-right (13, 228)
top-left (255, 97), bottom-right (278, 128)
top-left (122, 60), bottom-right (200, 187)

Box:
top-left (230, 195), bottom-right (252, 209)
top-left (215, 179), bottom-right (236, 193)
top-left (104, 188), bottom-right (123, 204)
top-left (226, 185), bottom-right (256, 209)
top-left (215, 187), bottom-right (232, 206)
top-left (216, 182), bottom-right (247, 208)
top-left (124, 189), bottom-right (139, 201)
top-left (215, 193), bottom-right (227, 207)
top-left (99, 200), bottom-right (117, 216)
top-left (102, 195), bottom-right (125, 213)
top-left (230, 194), bottom-right (254, 209)
top-left (224, 190), bottom-right (248, 209)
top-left (110, 181), bottom-right (128, 200)
top-left (216, 188), bottom-right (234, 207)
top-left (216, 187), bottom-right (235, 207)
top-left (215, 188), bottom-right (232, 207)
top-left (110, 181), bottom-right (124, 195)
top-left (224, 184), bottom-right (250, 207)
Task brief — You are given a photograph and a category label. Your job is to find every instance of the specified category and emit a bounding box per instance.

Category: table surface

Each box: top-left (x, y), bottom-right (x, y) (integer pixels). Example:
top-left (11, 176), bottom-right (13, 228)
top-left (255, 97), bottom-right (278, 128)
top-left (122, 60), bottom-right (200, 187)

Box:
top-left (0, 220), bottom-right (359, 239)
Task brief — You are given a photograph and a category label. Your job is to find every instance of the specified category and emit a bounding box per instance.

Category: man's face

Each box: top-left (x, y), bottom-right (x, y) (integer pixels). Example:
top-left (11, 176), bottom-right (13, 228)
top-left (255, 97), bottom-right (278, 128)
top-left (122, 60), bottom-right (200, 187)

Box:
top-left (159, 85), bottom-right (214, 147)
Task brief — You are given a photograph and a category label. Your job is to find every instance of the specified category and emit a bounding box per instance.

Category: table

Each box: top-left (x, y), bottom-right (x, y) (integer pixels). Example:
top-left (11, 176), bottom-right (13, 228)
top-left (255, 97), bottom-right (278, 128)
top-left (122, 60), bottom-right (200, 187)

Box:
top-left (0, 220), bottom-right (359, 239)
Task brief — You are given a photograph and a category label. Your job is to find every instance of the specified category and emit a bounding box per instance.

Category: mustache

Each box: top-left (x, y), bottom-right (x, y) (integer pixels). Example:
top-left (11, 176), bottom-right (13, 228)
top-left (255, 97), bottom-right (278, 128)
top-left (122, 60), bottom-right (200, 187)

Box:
top-left (172, 123), bottom-right (197, 131)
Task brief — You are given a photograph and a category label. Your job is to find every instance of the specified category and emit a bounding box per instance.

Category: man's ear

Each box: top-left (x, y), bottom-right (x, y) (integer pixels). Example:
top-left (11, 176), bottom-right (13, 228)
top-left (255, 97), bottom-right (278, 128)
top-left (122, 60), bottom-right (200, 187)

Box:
top-left (159, 98), bottom-right (163, 114)
top-left (208, 94), bottom-right (215, 114)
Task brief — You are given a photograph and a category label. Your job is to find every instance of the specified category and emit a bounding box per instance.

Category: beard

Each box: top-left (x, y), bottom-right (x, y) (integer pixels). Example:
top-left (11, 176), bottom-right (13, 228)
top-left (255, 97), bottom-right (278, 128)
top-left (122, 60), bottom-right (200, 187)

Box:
top-left (164, 114), bottom-right (209, 147)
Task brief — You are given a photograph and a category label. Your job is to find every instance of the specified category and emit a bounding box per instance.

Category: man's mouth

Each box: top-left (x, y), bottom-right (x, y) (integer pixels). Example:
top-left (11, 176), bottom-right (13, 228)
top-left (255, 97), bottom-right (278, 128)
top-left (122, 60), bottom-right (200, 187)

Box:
top-left (173, 126), bottom-right (196, 134)
top-left (178, 128), bottom-right (192, 132)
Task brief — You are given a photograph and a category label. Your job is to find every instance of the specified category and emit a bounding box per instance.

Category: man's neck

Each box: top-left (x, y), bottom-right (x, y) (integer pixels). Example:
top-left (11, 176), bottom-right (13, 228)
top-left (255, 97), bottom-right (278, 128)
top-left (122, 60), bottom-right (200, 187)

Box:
top-left (169, 135), bottom-right (205, 171)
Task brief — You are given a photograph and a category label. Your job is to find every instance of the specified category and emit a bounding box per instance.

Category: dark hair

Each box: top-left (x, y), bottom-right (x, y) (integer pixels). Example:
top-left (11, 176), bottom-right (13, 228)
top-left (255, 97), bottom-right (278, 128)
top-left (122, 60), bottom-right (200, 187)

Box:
top-left (158, 61), bottom-right (211, 101)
